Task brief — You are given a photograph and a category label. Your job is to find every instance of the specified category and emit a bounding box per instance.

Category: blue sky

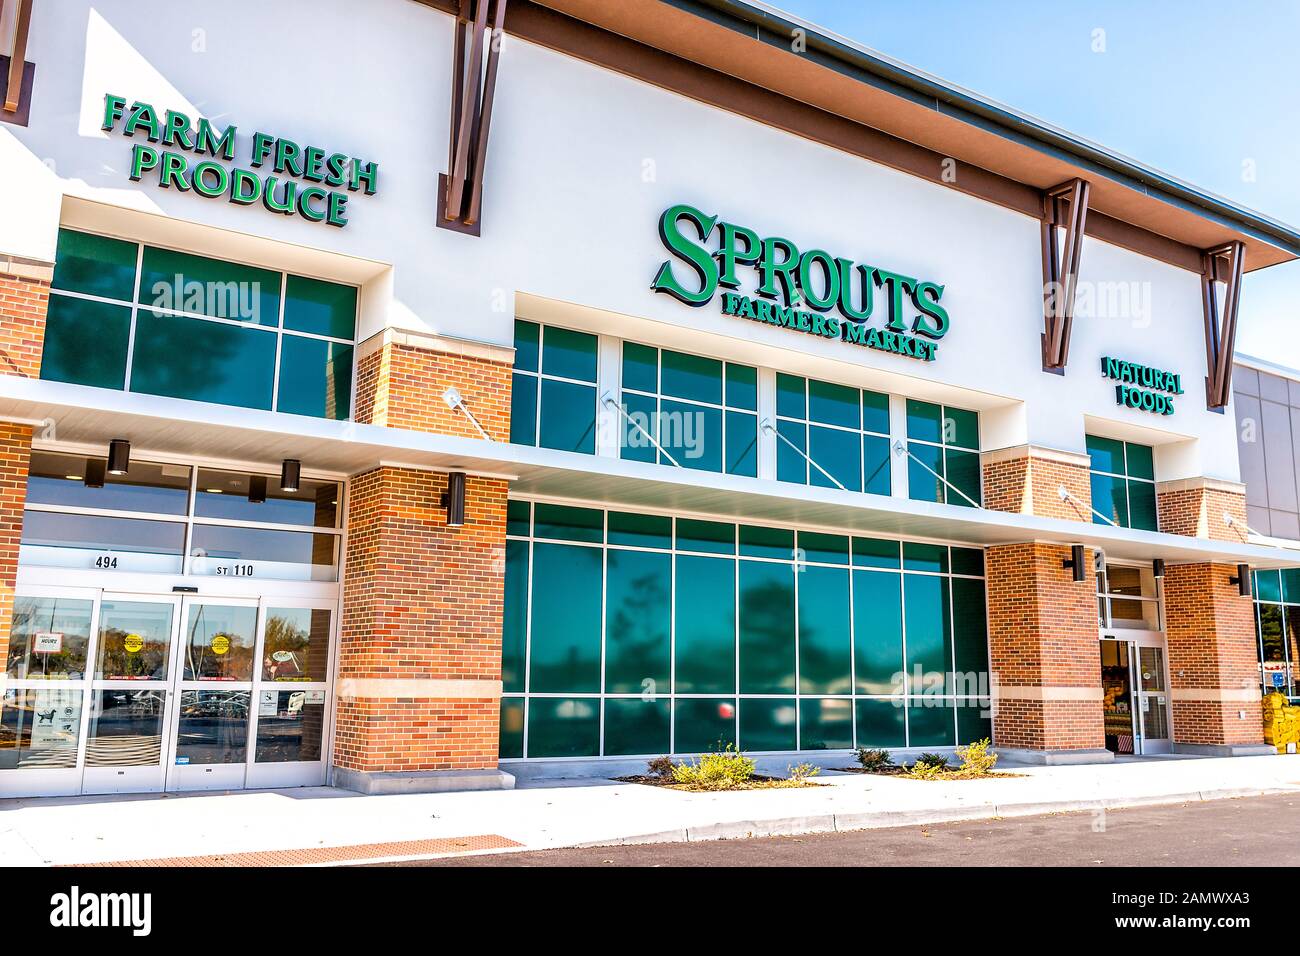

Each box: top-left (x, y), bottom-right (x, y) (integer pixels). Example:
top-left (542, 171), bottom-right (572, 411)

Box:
top-left (778, 0), bottom-right (1300, 366)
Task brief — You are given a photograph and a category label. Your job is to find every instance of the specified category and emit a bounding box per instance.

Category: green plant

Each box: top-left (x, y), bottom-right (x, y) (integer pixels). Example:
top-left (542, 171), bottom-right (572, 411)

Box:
top-left (787, 762), bottom-right (821, 784)
top-left (914, 752), bottom-right (949, 770)
top-left (854, 747), bottom-right (894, 772)
top-left (646, 755), bottom-right (676, 780)
top-left (906, 759), bottom-right (948, 780)
top-left (670, 744), bottom-right (757, 790)
top-left (955, 738), bottom-right (998, 776)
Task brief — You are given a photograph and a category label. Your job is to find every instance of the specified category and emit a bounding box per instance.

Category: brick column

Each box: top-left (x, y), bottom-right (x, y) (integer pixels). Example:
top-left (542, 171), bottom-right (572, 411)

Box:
top-left (982, 444), bottom-right (1093, 521)
top-left (0, 255), bottom-right (52, 379)
top-left (334, 467), bottom-right (513, 792)
top-left (1156, 477), bottom-right (1248, 541)
top-left (986, 542), bottom-right (1110, 763)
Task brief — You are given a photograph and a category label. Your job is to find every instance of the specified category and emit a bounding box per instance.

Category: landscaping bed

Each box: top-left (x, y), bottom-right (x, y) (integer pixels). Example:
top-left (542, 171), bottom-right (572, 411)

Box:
top-left (613, 748), bottom-right (825, 792)
top-left (839, 740), bottom-right (1024, 780)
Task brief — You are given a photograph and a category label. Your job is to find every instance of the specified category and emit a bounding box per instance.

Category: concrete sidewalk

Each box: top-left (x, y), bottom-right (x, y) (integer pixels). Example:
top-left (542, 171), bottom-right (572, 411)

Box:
top-left (3, 754), bottom-right (1299, 866)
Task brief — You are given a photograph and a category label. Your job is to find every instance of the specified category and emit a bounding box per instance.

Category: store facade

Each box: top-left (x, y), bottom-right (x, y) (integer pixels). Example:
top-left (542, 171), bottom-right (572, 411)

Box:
top-left (0, 0), bottom-right (1298, 796)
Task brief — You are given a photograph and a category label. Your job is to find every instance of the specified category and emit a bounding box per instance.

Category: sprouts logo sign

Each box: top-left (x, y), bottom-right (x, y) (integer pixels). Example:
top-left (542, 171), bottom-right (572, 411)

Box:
top-left (651, 203), bottom-right (949, 362)
top-left (1102, 356), bottom-right (1183, 416)
top-left (101, 94), bottom-right (378, 228)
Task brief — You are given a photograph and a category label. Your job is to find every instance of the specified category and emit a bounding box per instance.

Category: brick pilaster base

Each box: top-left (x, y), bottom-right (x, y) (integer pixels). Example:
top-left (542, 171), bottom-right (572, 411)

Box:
top-left (1163, 562), bottom-right (1268, 752)
top-left (986, 542), bottom-right (1106, 755)
top-left (982, 445), bottom-right (1093, 522)
top-left (0, 258), bottom-right (52, 379)
top-left (334, 466), bottom-right (512, 791)
top-left (1156, 478), bottom-right (1248, 541)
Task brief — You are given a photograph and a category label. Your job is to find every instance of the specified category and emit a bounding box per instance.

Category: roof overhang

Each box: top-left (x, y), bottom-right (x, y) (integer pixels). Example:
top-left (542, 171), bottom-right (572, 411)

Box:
top-left (6, 376), bottom-right (1297, 570)
top-left (419, 0), bottom-right (1300, 271)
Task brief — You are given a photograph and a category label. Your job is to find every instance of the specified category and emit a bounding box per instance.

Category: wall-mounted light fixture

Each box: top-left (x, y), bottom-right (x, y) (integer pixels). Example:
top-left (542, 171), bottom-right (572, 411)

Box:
top-left (1152, 558), bottom-right (1165, 578)
top-left (1229, 563), bottom-right (1252, 597)
top-left (443, 471), bottom-right (466, 527)
top-left (1062, 543), bottom-right (1087, 583)
top-left (280, 459), bottom-right (301, 493)
top-left (83, 458), bottom-right (106, 489)
top-left (107, 439), bottom-right (131, 475)
top-left (249, 474), bottom-right (268, 504)
top-left (443, 387), bottom-right (494, 441)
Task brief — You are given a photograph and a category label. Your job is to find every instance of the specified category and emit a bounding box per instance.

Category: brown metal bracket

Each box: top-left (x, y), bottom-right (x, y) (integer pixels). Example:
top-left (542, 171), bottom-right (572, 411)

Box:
top-left (0, 0), bottom-right (34, 126)
top-left (1039, 178), bottom-right (1091, 373)
top-left (440, 0), bottom-right (507, 234)
top-left (1200, 240), bottom-right (1245, 412)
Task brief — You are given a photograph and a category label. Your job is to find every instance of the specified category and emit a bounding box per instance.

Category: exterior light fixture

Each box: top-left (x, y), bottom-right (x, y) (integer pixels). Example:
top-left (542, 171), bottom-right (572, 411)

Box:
top-left (443, 471), bottom-right (466, 527)
top-left (83, 458), bottom-right (106, 489)
top-left (1062, 543), bottom-right (1087, 583)
top-left (107, 439), bottom-right (131, 475)
top-left (249, 474), bottom-right (268, 504)
top-left (280, 459), bottom-right (301, 493)
top-left (1229, 563), bottom-right (1252, 597)
top-left (1152, 558), bottom-right (1165, 578)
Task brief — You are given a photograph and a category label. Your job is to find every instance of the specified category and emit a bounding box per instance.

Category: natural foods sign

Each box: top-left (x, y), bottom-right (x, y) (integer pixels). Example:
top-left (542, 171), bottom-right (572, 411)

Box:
top-left (651, 203), bottom-right (949, 362)
top-left (101, 94), bottom-right (378, 228)
top-left (1102, 356), bottom-right (1182, 416)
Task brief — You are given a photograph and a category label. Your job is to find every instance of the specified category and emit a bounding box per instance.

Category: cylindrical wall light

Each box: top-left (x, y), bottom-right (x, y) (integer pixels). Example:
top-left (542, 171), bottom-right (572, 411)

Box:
top-left (280, 459), bottom-right (301, 493)
top-left (249, 474), bottom-right (268, 504)
top-left (107, 439), bottom-right (131, 475)
top-left (1230, 563), bottom-right (1252, 597)
top-left (83, 458), bottom-right (106, 489)
top-left (443, 471), bottom-right (466, 527)
top-left (1063, 543), bottom-right (1087, 582)
top-left (1152, 558), bottom-right (1165, 578)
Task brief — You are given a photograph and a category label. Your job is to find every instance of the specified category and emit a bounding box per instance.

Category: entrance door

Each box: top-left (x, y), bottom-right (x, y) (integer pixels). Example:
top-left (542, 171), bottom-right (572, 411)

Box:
top-left (82, 594), bottom-right (181, 794)
top-left (1134, 645), bottom-right (1172, 754)
top-left (166, 597), bottom-right (260, 792)
top-left (1100, 639), bottom-right (1137, 754)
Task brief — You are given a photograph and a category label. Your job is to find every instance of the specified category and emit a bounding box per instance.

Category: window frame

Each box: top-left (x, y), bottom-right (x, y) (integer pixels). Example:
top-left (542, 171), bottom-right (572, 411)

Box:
top-left (774, 372), bottom-right (891, 495)
top-left (1086, 435), bottom-right (1158, 531)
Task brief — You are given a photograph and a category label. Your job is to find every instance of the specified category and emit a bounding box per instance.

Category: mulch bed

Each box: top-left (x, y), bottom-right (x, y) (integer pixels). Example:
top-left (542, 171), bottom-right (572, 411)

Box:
top-left (613, 774), bottom-right (824, 791)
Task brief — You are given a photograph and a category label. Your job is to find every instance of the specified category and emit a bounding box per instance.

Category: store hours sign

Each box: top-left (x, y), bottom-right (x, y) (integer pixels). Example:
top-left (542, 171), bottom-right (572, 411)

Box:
top-left (651, 203), bottom-right (950, 362)
top-left (101, 94), bottom-right (379, 227)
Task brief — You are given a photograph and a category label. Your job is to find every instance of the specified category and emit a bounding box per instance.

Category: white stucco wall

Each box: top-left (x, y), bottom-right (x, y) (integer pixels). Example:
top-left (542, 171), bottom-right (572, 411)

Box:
top-left (1, 0), bottom-right (1241, 481)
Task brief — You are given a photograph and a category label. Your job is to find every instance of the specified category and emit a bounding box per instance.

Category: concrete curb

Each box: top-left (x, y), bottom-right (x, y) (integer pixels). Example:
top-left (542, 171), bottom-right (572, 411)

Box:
top-left (572, 784), bottom-right (1300, 850)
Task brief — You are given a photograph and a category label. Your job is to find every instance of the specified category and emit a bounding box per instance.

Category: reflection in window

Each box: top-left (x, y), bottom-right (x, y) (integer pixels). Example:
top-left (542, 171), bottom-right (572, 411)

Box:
top-left (509, 320), bottom-right (598, 454)
top-left (95, 600), bottom-right (174, 681)
top-left (86, 690), bottom-right (165, 767)
top-left (1087, 435), bottom-right (1157, 531)
top-left (27, 450), bottom-right (191, 515)
top-left (254, 692), bottom-right (324, 762)
top-left (5, 596), bottom-right (94, 679)
top-left (195, 468), bottom-right (339, 528)
top-left (261, 608), bottom-right (331, 682)
top-left (905, 400), bottom-right (981, 508)
top-left (175, 690), bottom-right (250, 765)
top-left (0, 688), bottom-right (82, 769)
top-left (19, 511), bottom-right (186, 574)
top-left (189, 525), bottom-right (339, 582)
top-left (183, 604), bottom-right (257, 681)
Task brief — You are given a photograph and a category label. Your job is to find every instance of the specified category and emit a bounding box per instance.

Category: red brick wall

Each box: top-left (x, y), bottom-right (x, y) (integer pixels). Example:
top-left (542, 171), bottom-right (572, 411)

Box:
top-left (0, 423), bottom-right (32, 668)
top-left (335, 466), bottom-right (507, 773)
top-left (1157, 483), bottom-right (1248, 541)
top-left (0, 266), bottom-right (50, 378)
top-left (982, 449), bottom-right (1092, 522)
top-left (986, 542), bottom-right (1104, 750)
top-left (1163, 562), bottom-right (1265, 747)
top-left (354, 339), bottom-right (511, 440)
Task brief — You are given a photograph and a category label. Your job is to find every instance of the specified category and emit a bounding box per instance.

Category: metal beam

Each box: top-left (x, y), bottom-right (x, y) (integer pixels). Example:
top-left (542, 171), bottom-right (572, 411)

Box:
top-left (1201, 240), bottom-right (1245, 410)
top-left (3, 0), bottom-right (32, 114)
top-left (1039, 178), bottom-right (1090, 372)
top-left (441, 0), bottom-right (507, 232)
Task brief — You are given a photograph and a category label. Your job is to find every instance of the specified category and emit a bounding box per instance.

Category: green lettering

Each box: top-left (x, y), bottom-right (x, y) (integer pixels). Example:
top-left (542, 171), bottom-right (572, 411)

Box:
top-left (651, 204), bottom-right (719, 307)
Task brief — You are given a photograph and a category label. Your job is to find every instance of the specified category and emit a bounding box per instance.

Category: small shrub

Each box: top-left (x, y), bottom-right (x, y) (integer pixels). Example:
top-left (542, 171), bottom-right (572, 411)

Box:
top-left (646, 755), bottom-right (676, 780)
top-left (854, 748), bottom-right (894, 772)
top-left (955, 738), bottom-right (998, 777)
top-left (906, 759), bottom-right (948, 780)
top-left (671, 744), bottom-right (756, 790)
top-left (914, 752), bottom-right (949, 770)
top-left (787, 762), bottom-right (821, 784)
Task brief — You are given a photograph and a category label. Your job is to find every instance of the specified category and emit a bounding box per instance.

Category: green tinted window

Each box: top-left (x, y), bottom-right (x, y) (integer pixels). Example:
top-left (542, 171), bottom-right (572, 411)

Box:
top-left (739, 524), bottom-right (794, 560)
top-left (674, 555), bottom-right (735, 694)
top-left (1125, 442), bottom-right (1155, 480)
top-left (139, 247), bottom-right (280, 325)
top-left (862, 390), bottom-right (890, 434)
top-left (541, 326), bottom-right (597, 382)
top-left (619, 390), bottom-right (656, 464)
top-left (738, 560), bottom-right (796, 694)
top-left (52, 229), bottom-right (138, 300)
top-left (40, 296), bottom-right (131, 389)
top-left (607, 511), bottom-right (671, 549)
top-left (1255, 571), bottom-right (1283, 604)
top-left (528, 543), bottom-right (602, 693)
top-left (725, 363), bottom-right (757, 411)
top-left (131, 310), bottom-right (276, 409)
top-left (945, 407), bottom-right (979, 449)
top-left (951, 547), bottom-right (985, 577)
top-left (622, 342), bottom-right (658, 393)
top-left (1281, 568), bottom-right (1300, 604)
top-left (1090, 472), bottom-right (1129, 527)
top-left (506, 499), bottom-right (530, 537)
top-left (907, 698), bottom-right (954, 747)
top-left (854, 569), bottom-right (902, 694)
top-left (674, 698), bottom-right (736, 754)
top-left (661, 349), bottom-right (721, 405)
top-left (776, 420), bottom-right (807, 484)
top-left (276, 335), bottom-right (352, 419)
top-left (799, 531), bottom-right (849, 565)
top-left (903, 542), bottom-right (948, 574)
top-left (945, 448), bottom-right (981, 508)
top-left (776, 372), bottom-right (806, 419)
top-left (952, 577), bottom-right (989, 681)
top-left (808, 378), bottom-right (859, 429)
top-left (604, 698), bottom-right (670, 756)
top-left (661, 399), bottom-right (721, 472)
top-left (957, 698), bottom-right (992, 746)
top-left (905, 574), bottom-right (951, 692)
top-left (1086, 434), bottom-right (1125, 475)
top-left (864, 437), bottom-right (891, 495)
top-left (809, 425), bottom-right (861, 490)
top-left (907, 441), bottom-right (944, 503)
top-left (502, 540), bottom-right (529, 693)
top-left (533, 503), bottom-right (602, 543)
top-left (538, 379), bottom-right (596, 453)
top-left (676, 518), bottom-right (735, 555)
top-left (283, 274), bottom-right (357, 339)
top-left (1127, 479), bottom-right (1158, 531)
top-left (853, 537), bottom-right (901, 570)
top-left (499, 698), bottom-right (524, 759)
top-left (906, 399), bottom-right (943, 443)
top-left (800, 697), bottom-right (852, 750)
top-left (739, 698), bottom-right (797, 751)
top-left (605, 548), bottom-right (672, 695)
top-left (798, 565), bottom-right (852, 694)
top-left (528, 697), bottom-right (599, 758)
top-left (725, 410), bottom-right (758, 477)
top-left (513, 319), bottom-right (539, 372)
top-left (856, 697), bottom-right (906, 747)
top-left (509, 373), bottom-right (537, 445)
